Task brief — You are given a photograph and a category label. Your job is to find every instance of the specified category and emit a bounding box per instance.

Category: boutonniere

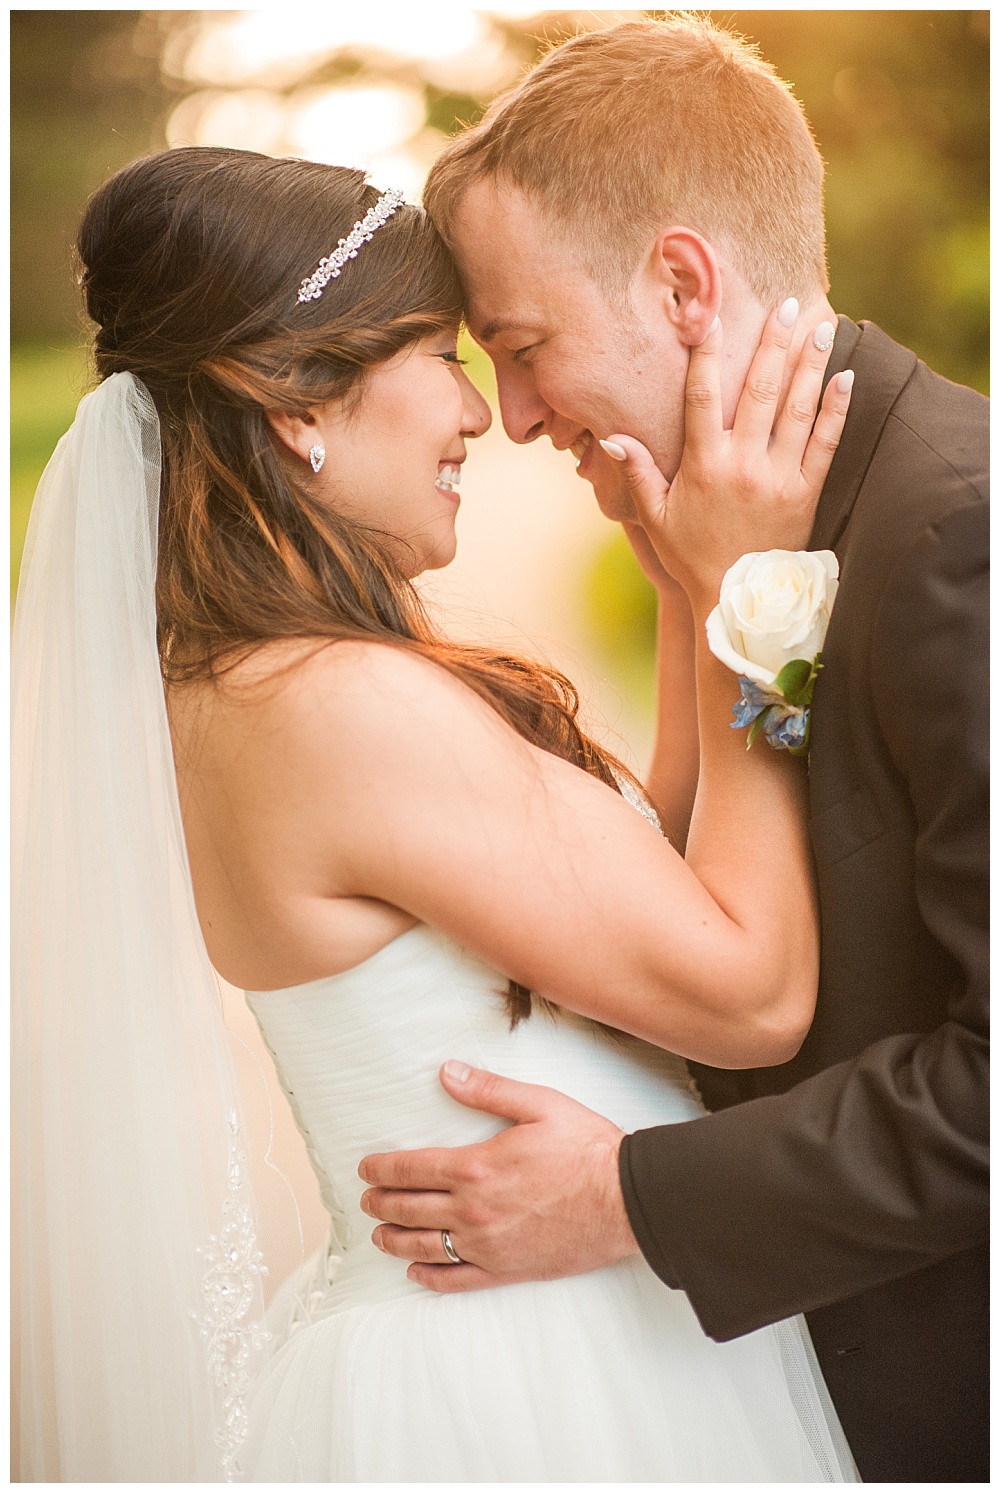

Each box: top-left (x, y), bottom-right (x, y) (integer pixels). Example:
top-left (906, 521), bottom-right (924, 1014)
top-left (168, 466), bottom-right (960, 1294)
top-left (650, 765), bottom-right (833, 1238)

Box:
top-left (705, 549), bottom-right (840, 755)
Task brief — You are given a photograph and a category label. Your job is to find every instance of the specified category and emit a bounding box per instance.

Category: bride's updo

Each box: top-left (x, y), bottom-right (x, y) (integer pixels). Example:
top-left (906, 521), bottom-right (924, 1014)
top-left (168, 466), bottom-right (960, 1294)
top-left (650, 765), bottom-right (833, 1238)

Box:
top-left (80, 148), bottom-right (458, 409)
top-left (78, 146), bottom-right (642, 1023)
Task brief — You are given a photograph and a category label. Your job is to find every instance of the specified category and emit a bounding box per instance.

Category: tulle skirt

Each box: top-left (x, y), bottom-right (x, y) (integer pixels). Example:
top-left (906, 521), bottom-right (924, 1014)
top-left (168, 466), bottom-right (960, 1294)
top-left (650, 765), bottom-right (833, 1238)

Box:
top-left (244, 1252), bottom-right (857, 1482)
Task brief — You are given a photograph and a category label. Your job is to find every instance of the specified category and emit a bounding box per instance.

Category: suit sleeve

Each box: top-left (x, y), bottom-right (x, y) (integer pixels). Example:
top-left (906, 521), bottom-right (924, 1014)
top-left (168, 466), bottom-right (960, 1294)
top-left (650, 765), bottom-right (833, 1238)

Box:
top-left (618, 498), bottom-right (988, 1341)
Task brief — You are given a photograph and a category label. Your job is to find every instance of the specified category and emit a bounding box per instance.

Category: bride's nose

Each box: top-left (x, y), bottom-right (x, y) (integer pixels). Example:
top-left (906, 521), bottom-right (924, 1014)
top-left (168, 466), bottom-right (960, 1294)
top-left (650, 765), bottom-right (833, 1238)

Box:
top-left (459, 371), bottom-right (492, 439)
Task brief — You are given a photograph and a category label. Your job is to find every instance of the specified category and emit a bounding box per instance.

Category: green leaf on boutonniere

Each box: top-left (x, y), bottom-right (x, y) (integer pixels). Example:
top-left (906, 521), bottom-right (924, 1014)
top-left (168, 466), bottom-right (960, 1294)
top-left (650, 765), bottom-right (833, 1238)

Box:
top-left (774, 655), bottom-right (823, 707)
top-left (746, 712), bottom-right (769, 750)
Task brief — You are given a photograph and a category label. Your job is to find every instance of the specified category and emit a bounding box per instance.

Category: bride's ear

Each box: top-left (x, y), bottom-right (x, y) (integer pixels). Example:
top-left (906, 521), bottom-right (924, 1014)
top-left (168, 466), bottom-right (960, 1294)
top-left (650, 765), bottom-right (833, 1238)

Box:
top-left (265, 408), bottom-right (318, 462)
top-left (646, 226), bottom-right (722, 347)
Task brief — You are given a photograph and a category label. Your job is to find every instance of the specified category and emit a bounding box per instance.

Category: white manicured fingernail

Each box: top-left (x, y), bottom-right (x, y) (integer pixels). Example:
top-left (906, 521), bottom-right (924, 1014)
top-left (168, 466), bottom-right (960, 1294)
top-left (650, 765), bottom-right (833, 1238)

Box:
top-left (835, 369), bottom-right (855, 393)
top-left (705, 314), bottom-right (720, 338)
top-left (777, 297), bottom-right (799, 328)
top-left (813, 321), bottom-right (835, 351)
top-left (373, 1229), bottom-right (385, 1252)
top-left (599, 440), bottom-right (627, 462)
top-left (444, 1060), bottom-right (471, 1083)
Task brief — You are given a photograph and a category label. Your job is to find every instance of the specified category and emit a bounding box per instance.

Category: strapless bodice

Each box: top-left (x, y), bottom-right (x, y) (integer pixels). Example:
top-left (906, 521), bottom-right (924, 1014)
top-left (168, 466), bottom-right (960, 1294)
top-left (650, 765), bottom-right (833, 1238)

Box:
top-left (243, 926), bottom-right (857, 1484)
top-left (246, 923), bottom-right (704, 1309)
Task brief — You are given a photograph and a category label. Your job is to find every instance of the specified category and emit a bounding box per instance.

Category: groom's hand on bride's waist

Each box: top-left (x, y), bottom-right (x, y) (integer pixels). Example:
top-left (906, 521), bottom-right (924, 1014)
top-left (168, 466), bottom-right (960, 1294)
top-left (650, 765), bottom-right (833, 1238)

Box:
top-left (358, 1062), bottom-right (639, 1293)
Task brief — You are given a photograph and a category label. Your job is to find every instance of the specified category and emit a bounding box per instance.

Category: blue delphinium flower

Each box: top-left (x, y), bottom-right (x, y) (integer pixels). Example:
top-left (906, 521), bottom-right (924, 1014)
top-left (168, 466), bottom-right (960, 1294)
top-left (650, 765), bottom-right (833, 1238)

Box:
top-left (731, 677), bottom-right (777, 730)
top-left (762, 706), bottom-right (809, 750)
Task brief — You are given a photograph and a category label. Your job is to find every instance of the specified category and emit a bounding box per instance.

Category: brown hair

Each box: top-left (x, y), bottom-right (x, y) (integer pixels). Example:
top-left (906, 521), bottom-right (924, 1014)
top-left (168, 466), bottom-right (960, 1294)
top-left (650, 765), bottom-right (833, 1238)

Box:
top-left (424, 15), bottom-right (829, 304)
top-left (77, 146), bottom-right (642, 1023)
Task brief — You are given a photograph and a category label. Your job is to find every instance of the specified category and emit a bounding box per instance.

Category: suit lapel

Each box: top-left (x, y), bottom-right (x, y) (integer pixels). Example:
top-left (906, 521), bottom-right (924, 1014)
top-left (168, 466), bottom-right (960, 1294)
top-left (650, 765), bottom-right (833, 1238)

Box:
top-left (810, 318), bottom-right (919, 553)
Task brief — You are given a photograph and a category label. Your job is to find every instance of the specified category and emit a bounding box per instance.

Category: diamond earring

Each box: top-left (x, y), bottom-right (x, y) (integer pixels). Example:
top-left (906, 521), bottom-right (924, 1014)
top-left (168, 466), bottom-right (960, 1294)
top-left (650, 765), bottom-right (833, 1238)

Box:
top-left (308, 442), bottom-right (326, 473)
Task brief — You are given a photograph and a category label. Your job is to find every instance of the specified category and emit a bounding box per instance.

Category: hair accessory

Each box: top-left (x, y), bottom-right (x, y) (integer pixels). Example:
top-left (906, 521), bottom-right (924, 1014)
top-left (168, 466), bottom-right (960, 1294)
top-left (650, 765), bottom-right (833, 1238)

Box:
top-left (308, 442), bottom-right (326, 473)
top-left (296, 187), bottom-right (406, 304)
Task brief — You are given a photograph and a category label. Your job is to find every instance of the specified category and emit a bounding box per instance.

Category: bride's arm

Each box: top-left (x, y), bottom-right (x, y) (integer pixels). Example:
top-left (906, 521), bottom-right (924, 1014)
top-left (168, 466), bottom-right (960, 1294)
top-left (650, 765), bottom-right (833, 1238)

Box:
top-left (276, 316), bottom-right (851, 1071)
top-left (589, 498), bottom-right (698, 849)
top-left (308, 645), bottom-right (805, 1068)
top-left (637, 562), bottom-right (698, 851)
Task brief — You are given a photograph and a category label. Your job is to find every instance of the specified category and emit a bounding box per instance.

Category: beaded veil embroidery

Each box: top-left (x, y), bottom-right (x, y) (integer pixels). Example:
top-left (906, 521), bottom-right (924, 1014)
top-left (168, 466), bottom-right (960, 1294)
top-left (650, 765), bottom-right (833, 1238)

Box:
top-left (195, 1113), bottom-right (272, 1480)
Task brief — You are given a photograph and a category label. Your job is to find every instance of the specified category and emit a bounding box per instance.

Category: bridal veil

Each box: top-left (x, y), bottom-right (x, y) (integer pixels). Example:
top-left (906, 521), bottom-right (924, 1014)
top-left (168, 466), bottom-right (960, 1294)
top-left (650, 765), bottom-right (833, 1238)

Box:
top-left (13, 373), bottom-right (271, 1480)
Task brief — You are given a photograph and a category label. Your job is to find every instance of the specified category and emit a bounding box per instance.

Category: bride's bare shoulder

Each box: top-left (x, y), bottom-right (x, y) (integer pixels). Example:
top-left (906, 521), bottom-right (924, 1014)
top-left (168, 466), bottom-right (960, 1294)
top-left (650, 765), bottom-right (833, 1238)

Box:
top-left (206, 635), bottom-right (499, 743)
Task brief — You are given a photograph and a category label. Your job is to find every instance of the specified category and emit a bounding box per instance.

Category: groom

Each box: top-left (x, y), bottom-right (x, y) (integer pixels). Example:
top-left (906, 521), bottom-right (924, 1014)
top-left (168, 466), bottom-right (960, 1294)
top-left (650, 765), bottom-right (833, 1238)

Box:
top-left (360, 18), bottom-right (988, 1482)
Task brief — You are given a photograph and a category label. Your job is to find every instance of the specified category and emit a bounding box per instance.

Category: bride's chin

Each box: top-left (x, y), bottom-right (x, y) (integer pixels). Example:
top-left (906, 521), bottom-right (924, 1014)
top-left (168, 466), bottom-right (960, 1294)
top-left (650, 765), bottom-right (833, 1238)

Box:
top-left (405, 532), bottom-right (458, 579)
top-left (423, 539), bottom-right (458, 574)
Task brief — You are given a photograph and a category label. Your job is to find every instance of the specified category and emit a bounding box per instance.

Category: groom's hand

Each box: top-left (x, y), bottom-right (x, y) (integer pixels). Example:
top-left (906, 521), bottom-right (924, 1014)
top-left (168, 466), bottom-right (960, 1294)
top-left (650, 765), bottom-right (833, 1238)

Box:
top-left (358, 1062), bottom-right (639, 1293)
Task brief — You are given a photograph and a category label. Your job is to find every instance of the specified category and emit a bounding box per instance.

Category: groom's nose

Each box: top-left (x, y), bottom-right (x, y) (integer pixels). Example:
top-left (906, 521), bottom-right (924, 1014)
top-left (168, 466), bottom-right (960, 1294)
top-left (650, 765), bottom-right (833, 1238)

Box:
top-left (495, 366), bottom-right (552, 445)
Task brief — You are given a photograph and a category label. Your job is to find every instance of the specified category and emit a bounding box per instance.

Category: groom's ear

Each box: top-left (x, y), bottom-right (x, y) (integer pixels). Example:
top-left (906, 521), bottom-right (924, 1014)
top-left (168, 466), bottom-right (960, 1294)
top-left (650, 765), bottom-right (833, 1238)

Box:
top-left (645, 227), bottom-right (722, 347)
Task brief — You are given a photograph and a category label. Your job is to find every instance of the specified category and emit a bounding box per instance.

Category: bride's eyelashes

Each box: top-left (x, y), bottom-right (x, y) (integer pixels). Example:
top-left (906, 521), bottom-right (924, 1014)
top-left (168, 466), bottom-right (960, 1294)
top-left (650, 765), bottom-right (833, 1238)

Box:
top-left (438, 350), bottom-right (469, 366)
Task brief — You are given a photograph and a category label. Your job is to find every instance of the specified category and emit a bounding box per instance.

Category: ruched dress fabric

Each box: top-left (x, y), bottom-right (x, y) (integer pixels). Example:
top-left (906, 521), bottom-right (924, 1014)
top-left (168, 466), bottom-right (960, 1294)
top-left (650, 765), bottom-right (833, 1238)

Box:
top-left (244, 925), bottom-right (856, 1482)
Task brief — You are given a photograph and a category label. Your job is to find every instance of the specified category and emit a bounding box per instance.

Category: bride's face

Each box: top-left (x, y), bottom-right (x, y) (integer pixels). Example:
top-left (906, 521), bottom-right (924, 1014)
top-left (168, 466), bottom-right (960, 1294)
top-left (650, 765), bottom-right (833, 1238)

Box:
top-left (305, 330), bottom-right (491, 577)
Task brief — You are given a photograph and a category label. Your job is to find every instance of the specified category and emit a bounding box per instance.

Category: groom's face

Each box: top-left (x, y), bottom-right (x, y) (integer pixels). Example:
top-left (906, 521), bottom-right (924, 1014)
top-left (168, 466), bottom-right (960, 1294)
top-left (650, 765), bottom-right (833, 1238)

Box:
top-left (448, 180), bottom-right (690, 519)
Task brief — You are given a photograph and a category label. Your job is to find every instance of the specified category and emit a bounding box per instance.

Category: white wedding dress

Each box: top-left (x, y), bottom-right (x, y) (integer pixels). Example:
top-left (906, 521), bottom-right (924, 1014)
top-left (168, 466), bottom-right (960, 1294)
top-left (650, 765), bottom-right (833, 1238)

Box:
top-left (243, 923), bottom-right (857, 1482)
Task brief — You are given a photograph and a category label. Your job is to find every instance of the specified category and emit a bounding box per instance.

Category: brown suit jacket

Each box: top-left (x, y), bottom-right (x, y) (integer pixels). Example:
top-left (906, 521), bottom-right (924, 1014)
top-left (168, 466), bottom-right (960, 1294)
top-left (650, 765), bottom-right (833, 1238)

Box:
top-left (619, 319), bottom-right (988, 1482)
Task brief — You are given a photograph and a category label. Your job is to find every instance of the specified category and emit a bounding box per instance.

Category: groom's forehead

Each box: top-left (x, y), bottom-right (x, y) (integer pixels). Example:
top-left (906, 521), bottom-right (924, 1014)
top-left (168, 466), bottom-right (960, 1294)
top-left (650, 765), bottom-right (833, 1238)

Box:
top-left (452, 186), bottom-right (597, 335)
top-left (453, 181), bottom-right (578, 287)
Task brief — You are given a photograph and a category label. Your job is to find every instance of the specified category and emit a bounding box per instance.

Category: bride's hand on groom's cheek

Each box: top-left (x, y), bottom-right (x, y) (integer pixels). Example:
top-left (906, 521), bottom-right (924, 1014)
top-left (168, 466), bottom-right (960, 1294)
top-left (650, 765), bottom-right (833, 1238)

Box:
top-left (582, 437), bottom-right (641, 523)
top-left (605, 306), bottom-right (854, 610)
top-left (358, 1063), bottom-right (639, 1293)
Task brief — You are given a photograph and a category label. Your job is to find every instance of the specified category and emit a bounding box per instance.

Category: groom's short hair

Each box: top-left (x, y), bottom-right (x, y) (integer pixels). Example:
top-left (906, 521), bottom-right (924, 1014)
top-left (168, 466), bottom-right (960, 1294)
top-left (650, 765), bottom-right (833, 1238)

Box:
top-left (424, 17), bottom-right (829, 305)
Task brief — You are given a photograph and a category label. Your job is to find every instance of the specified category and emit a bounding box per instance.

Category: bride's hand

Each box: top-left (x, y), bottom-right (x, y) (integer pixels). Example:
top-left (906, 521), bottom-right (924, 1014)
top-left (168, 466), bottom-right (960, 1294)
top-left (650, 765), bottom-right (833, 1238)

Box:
top-left (603, 307), bottom-right (854, 611)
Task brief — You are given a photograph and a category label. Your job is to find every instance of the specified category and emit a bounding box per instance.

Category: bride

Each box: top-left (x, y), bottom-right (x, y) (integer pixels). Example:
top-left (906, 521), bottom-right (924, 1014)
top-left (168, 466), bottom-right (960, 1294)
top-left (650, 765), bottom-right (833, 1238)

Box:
top-left (13, 146), bottom-right (856, 1481)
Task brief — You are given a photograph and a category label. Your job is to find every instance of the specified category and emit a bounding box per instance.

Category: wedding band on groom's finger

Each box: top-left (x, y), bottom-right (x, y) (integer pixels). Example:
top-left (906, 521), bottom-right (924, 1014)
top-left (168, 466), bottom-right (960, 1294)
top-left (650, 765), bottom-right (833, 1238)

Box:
top-left (373, 1225), bottom-right (459, 1265)
top-left (442, 1229), bottom-right (463, 1264)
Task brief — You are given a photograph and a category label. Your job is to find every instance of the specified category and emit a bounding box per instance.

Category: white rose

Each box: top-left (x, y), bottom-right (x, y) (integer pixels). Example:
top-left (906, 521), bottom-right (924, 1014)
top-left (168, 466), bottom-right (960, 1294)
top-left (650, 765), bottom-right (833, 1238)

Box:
top-left (705, 550), bottom-right (840, 687)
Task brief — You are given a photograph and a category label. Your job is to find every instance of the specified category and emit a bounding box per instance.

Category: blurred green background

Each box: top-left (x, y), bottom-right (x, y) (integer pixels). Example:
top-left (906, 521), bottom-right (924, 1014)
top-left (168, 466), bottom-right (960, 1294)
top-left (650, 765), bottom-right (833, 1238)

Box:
top-left (11, 9), bottom-right (989, 704)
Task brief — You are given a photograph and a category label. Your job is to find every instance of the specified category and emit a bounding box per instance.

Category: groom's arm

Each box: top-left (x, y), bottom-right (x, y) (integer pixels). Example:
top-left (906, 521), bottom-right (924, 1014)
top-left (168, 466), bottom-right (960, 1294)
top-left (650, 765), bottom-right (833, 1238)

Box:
top-left (620, 496), bottom-right (988, 1338)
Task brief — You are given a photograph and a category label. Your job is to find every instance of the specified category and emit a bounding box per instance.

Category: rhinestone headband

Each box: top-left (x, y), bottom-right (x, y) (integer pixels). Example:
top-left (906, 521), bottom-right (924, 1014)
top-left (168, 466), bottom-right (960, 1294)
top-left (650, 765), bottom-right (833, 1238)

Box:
top-left (296, 187), bottom-right (406, 304)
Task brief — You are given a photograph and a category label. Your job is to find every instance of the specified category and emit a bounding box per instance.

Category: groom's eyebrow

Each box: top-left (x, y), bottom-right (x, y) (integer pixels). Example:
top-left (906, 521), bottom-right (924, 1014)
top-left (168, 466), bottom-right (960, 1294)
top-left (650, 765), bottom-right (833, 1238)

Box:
top-left (476, 316), bottom-right (538, 344)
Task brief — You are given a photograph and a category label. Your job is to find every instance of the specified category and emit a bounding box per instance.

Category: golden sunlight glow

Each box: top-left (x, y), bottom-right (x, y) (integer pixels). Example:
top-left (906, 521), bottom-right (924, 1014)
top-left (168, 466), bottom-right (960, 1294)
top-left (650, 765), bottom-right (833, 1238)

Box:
top-left (163, 9), bottom-right (647, 192)
top-left (166, 89), bottom-right (289, 154)
top-left (172, 8), bottom-right (486, 89)
top-left (288, 84), bottom-right (426, 165)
